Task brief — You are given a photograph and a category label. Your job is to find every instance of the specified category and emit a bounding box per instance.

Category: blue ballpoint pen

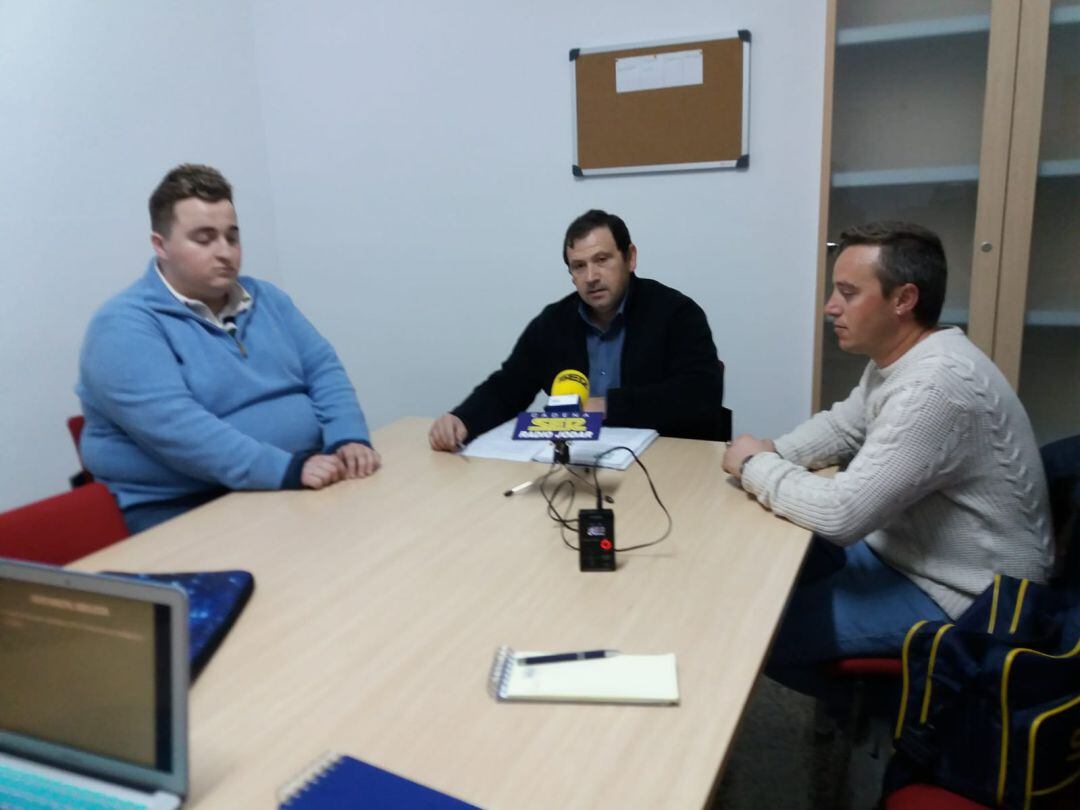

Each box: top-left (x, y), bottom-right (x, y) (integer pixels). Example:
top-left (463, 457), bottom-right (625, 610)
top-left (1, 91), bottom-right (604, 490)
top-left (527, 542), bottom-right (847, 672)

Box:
top-left (519, 650), bottom-right (619, 665)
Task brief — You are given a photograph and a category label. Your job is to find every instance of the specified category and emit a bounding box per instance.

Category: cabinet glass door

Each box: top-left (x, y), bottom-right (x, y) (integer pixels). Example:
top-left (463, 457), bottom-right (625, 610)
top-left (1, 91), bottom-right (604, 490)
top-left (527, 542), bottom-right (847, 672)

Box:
top-left (1016, 2), bottom-right (1080, 442)
top-left (819, 0), bottom-right (1001, 408)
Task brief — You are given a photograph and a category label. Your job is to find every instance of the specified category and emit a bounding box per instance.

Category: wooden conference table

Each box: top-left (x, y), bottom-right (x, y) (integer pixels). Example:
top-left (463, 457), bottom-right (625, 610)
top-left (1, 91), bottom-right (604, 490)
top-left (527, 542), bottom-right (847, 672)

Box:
top-left (74, 418), bottom-right (811, 809)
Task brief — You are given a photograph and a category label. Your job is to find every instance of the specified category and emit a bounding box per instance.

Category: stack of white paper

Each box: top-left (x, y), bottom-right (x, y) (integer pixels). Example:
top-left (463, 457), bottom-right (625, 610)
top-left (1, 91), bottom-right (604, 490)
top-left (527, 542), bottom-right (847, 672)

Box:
top-left (460, 419), bottom-right (657, 471)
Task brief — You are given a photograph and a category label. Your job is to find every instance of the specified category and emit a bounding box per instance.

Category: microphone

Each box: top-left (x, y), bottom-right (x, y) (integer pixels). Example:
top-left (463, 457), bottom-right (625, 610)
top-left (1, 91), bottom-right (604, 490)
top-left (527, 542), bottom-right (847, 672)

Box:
top-left (547, 369), bottom-right (588, 463)
top-left (547, 369), bottom-right (590, 412)
top-left (511, 370), bottom-right (602, 462)
top-left (547, 373), bottom-right (616, 570)
top-left (510, 371), bottom-right (617, 571)
top-left (504, 369), bottom-right (610, 499)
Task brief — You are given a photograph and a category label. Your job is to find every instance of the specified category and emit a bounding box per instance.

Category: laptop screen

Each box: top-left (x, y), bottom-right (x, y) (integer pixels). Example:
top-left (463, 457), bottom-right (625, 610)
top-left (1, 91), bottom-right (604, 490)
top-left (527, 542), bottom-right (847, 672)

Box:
top-left (0, 578), bottom-right (172, 768)
top-left (0, 560), bottom-right (187, 797)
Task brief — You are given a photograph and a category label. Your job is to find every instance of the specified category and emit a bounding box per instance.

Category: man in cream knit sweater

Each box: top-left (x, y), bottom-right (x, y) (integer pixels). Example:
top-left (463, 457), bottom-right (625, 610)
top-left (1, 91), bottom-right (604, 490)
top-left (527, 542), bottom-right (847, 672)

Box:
top-left (722, 222), bottom-right (1054, 697)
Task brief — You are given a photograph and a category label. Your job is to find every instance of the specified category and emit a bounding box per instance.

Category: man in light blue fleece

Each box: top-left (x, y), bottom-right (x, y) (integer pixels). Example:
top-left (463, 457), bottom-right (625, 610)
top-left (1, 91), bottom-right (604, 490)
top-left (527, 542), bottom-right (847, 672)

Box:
top-left (77, 164), bottom-right (379, 533)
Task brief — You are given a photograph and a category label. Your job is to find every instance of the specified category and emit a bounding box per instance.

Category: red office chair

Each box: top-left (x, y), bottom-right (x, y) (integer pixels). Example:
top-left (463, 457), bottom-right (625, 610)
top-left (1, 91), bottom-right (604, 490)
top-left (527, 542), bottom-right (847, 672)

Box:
top-left (885, 784), bottom-right (989, 810)
top-left (67, 414), bottom-right (85, 456)
top-left (811, 656), bottom-right (904, 806)
top-left (67, 414), bottom-right (93, 487)
top-left (817, 661), bottom-right (995, 810)
top-left (827, 436), bottom-right (1080, 809)
top-left (823, 655), bottom-right (902, 736)
top-left (827, 657), bottom-right (901, 678)
top-left (0, 482), bottom-right (129, 565)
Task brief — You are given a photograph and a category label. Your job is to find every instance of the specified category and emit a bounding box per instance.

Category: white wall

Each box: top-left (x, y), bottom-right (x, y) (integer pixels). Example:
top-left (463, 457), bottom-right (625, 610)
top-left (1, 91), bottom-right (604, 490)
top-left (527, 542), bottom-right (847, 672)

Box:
top-left (249, 0), bottom-right (826, 437)
top-left (0, 0), bottom-right (826, 512)
top-left (0, 0), bottom-right (278, 510)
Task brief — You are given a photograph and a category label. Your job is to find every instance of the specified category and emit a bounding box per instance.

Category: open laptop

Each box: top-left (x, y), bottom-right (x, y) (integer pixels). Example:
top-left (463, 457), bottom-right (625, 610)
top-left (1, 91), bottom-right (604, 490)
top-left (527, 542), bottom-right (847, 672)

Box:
top-left (0, 558), bottom-right (188, 809)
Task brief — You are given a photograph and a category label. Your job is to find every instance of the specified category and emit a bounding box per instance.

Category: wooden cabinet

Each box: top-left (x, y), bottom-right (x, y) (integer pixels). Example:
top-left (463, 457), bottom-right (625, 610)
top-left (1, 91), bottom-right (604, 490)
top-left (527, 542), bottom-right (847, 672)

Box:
top-left (813, 0), bottom-right (1080, 443)
top-left (1011, 3), bottom-right (1080, 442)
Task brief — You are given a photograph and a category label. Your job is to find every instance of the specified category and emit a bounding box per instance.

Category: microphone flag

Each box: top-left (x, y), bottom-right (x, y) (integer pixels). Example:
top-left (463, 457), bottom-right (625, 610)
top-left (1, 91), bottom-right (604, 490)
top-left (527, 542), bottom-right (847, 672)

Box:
top-left (512, 369), bottom-right (601, 441)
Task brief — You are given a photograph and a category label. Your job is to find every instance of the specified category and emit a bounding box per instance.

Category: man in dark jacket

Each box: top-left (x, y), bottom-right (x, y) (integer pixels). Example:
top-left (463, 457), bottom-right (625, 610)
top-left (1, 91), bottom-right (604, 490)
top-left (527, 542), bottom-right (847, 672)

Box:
top-left (429, 210), bottom-right (726, 449)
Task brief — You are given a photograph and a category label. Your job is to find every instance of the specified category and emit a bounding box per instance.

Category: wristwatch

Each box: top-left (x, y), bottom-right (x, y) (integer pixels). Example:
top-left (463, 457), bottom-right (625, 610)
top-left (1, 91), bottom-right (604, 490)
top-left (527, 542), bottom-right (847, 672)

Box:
top-left (738, 453), bottom-right (756, 480)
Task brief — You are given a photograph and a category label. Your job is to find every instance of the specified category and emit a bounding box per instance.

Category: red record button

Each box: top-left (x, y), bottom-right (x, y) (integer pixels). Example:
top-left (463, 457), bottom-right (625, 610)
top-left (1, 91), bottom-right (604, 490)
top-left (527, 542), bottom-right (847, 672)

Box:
top-left (599, 539), bottom-right (613, 551)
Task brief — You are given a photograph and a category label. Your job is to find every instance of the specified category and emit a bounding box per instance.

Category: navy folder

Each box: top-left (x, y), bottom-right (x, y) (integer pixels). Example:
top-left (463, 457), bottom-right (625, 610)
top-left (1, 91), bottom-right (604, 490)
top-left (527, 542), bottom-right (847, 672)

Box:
top-left (102, 569), bottom-right (254, 680)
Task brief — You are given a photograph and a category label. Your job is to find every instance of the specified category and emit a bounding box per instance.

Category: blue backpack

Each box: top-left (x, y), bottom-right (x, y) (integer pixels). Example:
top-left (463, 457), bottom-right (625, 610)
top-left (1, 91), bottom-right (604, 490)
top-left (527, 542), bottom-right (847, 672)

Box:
top-left (885, 574), bottom-right (1080, 808)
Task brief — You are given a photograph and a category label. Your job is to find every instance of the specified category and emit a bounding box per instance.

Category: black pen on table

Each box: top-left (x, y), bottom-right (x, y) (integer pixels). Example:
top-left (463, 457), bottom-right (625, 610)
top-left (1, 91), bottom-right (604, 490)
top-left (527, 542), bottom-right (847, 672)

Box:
top-left (518, 649), bottom-right (619, 666)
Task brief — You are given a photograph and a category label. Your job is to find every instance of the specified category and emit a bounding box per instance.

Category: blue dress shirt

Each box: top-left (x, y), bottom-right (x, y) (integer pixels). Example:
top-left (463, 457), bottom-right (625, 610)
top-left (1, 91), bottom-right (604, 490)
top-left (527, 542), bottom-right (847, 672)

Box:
top-left (578, 294), bottom-right (628, 398)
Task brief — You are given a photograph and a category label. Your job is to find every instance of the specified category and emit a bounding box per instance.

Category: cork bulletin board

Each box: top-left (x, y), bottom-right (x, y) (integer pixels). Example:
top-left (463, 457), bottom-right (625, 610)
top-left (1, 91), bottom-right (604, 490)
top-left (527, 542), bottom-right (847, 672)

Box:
top-left (571, 31), bottom-right (750, 176)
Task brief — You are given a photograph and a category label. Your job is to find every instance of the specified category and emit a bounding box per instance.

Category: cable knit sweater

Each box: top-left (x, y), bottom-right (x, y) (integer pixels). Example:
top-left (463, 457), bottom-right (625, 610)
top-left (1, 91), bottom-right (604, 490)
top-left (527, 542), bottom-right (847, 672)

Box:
top-left (742, 327), bottom-right (1054, 618)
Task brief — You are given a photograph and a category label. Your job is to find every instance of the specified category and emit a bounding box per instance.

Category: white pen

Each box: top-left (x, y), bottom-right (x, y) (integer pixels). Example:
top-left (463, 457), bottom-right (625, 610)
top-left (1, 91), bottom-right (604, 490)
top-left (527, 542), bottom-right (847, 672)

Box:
top-left (503, 480), bottom-right (533, 497)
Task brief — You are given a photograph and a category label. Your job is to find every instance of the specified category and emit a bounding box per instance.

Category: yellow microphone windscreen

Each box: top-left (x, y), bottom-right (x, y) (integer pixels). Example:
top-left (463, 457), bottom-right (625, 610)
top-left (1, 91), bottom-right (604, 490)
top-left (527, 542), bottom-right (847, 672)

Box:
top-left (551, 369), bottom-right (589, 403)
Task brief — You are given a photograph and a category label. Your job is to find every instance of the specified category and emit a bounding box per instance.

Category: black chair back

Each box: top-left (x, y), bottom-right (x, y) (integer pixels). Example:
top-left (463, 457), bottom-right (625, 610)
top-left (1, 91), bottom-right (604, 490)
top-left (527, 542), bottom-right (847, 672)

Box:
top-left (1041, 434), bottom-right (1080, 588)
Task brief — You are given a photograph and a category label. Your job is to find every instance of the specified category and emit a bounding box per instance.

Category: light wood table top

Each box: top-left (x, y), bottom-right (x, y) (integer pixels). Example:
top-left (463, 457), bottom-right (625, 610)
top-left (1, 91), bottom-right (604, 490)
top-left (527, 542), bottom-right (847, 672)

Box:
top-left (73, 417), bottom-right (810, 809)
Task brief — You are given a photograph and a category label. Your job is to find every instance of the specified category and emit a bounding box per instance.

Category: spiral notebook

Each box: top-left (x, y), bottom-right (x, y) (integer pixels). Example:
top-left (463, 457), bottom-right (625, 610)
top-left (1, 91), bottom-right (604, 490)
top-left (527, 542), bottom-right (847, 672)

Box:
top-left (487, 646), bottom-right (680, 704)
top-left (278, 752), bottom-right (478, 809)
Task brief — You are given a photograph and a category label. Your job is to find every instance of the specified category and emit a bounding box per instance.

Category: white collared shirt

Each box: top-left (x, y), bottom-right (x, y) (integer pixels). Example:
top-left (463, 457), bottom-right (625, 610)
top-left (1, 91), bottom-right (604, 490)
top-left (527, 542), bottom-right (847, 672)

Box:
top-left (155, 263), bottom-right (252, 329)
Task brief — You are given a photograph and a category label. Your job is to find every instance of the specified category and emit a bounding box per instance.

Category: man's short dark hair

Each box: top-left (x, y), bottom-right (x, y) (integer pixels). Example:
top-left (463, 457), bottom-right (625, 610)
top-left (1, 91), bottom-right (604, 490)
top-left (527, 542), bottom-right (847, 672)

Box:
top-left (837, 221), bottom-right (947, 327)
top-left (563, 209), bottom-right (632, 265)
top-left (149, 164), bottom-right (233, 236)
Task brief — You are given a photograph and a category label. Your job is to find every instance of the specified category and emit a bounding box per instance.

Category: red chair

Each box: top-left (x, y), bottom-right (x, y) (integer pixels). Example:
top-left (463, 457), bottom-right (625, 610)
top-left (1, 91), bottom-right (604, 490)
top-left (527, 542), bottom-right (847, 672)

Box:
top-left (0, 482), bottom-right (129, 565)
top-left (67, 414), bottom-right (85, 456)
top-left (67, 414), bottom-right (93, 487)
top-left (823, 655), bottom-right (903, 739)
top-left (826, 436), bottom-right (1080, 807)
top-left (885, 784), bottom-right (989, 809)
top-left (811, 656), bottom-right (904, 806)
top-left (827, 657), bottom-right (901, 678)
